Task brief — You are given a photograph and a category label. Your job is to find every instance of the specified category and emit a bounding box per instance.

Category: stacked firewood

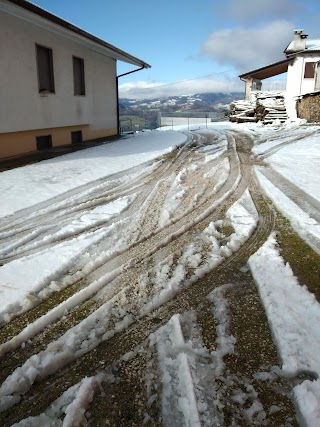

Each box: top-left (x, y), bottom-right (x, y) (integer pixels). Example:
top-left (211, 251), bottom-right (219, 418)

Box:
top-left (230, 91), bottom-right (287, 124)
top-left (255, 92), bottom-right (287, 123)
top-left (229, 100), bottom-right (256, 123)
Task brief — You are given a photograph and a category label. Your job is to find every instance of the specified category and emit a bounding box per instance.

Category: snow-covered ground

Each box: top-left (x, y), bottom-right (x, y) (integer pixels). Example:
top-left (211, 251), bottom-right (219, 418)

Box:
top-left (0, 130), bottom-right (186, 219)
top-left (251, 125), bottom-right (320, 202)
top-left (0, 121), bottom-right (320, 426)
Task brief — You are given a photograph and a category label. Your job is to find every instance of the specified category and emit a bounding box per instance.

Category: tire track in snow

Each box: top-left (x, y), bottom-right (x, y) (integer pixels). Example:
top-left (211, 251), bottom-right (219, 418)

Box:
top-left (257, 129), bottom-right (320, 160)
top-left (0, 133), bottom-right (237, 364)
top-left (0, 135), bottom-right (189, 240)
top-left (2, 134), bottom-right (225, 342)
top-left (0, 131), bottom-right (196, 234)
top-left (258, 166), bottom-right (320, 223)
top-left (0, 163), bottom-right (168, 260)
top-left (0, 134), bottom-right (198, 263)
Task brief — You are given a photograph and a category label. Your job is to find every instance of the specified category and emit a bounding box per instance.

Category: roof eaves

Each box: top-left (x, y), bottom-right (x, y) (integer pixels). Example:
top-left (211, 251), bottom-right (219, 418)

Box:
top-left (239, 57), bottom-right (294, 79)
top-left (5, 0), bottom-right (151, 68)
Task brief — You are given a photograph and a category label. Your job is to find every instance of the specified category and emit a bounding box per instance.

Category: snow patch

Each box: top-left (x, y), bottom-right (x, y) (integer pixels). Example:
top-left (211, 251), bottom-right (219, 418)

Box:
top-left (249, 233), bottom-right (320, 425)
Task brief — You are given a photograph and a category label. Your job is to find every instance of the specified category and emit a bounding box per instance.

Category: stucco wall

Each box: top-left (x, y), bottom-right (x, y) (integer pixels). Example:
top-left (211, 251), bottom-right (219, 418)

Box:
top-left (286, 54), bottom-right (320, 97)
top-left (0, 10), bottom-right (118, 135)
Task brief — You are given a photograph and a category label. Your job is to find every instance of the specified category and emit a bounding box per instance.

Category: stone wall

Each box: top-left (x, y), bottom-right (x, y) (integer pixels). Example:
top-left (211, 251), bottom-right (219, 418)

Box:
top-left (297, 92), bottom-right (320, 122)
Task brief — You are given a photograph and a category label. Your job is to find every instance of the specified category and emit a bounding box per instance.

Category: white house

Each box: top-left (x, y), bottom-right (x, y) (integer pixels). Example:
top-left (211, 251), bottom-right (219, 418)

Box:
top-left (238, 30), bottom-right (320, 121)
top-left (0, 0), bottom-right (150, 158)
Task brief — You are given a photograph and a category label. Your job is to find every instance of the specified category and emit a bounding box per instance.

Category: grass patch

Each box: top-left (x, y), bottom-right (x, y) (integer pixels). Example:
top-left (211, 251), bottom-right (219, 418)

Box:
top-left (160, 151), bottom-right (178, 161)
top-left (275, 212), bottom-right (320, 301)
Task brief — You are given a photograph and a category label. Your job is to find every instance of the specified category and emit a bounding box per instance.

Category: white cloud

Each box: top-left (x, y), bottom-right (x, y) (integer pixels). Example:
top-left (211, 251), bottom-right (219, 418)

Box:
top-left (226, 0), bottom-right (302, 22)
top-left (203, 20), bottom-right (295, 72)
top-left (118, 78), bottom-right (244, 99)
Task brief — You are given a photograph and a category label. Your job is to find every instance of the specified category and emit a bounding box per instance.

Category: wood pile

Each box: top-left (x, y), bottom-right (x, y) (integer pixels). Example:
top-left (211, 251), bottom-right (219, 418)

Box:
top-left (229, 100), bottom-right (256, 123)
top-left (230, 91), bottom-right (288, 124)
top-left (256, 92), bottom-right (288, 124)
top-left (297, 91), bottom-right (320, 122)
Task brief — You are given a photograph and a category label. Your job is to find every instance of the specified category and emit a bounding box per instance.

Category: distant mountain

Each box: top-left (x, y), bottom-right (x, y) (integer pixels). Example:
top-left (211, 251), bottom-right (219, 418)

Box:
top-left (118, 92), bottom-right (244, 131)
top-left (119, 92), bottom-right (243, 115)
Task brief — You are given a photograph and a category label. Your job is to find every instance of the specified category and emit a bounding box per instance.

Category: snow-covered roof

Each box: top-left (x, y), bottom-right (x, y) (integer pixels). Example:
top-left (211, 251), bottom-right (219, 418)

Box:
top-left (285, 39), bottom-right (320, 54)
top-left (305, 40), bottom-right (320, 50)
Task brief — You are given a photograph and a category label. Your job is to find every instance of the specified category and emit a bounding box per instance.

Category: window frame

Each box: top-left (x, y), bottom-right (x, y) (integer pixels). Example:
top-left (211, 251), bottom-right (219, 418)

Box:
top-left (304, 62), bottom-right (315, 79)
top-left (36, 44), bottom-right (55, 94)
top-left (73, 56), bottom-right (86, 96)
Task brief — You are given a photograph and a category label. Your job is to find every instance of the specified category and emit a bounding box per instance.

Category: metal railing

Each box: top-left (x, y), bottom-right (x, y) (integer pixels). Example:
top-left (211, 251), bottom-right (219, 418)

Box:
top-left (256, 81), bottom-right (287, 92)
top-left (120, 110), bottom-right (228, 133)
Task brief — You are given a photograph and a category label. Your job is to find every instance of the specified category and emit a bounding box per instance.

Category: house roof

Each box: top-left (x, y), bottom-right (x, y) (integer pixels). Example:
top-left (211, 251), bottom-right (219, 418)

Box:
top-left (285, 39), bottom-right (320, 54)
top-left (239, 57), bottom-right (294, 81)
top-left (2, 0), bottom-right (151, 69)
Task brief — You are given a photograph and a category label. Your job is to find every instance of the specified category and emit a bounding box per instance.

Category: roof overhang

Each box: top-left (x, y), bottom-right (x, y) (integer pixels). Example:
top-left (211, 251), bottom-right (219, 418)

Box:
top-left (1, 0), bottom-right (151, 69)
top-left (239, 57), bottom-right (294, 81)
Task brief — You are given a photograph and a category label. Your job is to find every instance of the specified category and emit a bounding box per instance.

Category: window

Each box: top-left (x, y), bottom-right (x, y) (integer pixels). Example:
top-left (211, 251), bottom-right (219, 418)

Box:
top-left (36, 45), bottom-right (55, 93)
top-left (71, 130), bottom-right (83, 144)
top-left (36, 135), bottom-right (52, 150)
top-left (73, 56), bottom-right (85, 95)
top-left (304, 62), bottom-right (315, 78)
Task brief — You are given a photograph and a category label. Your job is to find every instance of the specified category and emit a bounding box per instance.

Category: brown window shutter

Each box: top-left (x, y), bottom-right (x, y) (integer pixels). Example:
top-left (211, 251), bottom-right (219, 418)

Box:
top-left (304, 62), bottom-right (315, 78)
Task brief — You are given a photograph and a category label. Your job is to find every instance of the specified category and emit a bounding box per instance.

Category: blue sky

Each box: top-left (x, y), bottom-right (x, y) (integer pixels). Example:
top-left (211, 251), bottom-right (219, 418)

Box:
top-left (31, 0), bottom-right (320, 98)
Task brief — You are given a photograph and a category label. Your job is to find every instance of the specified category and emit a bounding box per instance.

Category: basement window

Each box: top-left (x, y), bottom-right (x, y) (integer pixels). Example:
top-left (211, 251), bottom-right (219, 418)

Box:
top-left (71, 130), bottom-right (83, 144)
top-left (73, 56), bottom-right (85, 95)
top-left (36, 44), bottom-right (55, 93)
top-left (36, 135), bottom-right (52, 150)
top-left (304, 62), bottom-right (315, 78)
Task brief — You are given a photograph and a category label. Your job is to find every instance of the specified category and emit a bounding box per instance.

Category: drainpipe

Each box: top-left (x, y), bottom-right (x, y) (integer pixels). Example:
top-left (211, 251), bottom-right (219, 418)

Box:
top-left (116, 66), bottom-right (145, 135)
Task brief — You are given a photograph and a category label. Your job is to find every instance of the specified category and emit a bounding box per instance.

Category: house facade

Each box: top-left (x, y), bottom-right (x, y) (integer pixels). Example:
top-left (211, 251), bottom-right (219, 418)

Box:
top-left (0, 0), bottom-right (150, 158)
top-left (238, 30), bottom-right (320, 121)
